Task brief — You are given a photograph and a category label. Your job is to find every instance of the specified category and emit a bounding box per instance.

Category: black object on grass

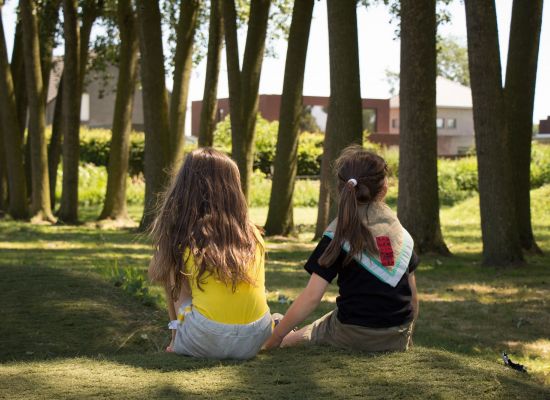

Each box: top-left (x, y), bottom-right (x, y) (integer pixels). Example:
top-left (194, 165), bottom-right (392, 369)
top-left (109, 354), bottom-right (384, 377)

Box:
top-left (502, 352), bottom-right (527, 373)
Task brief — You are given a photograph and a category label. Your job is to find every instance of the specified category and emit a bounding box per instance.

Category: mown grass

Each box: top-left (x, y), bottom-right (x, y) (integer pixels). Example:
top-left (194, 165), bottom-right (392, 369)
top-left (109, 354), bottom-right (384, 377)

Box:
top-left (0, 186), bottom-right (549, 399)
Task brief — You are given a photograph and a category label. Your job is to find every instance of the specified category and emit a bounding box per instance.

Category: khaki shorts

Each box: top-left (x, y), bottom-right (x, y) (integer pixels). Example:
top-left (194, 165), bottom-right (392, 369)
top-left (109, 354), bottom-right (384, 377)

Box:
top-left (302, 309), bottom-right (414, 352)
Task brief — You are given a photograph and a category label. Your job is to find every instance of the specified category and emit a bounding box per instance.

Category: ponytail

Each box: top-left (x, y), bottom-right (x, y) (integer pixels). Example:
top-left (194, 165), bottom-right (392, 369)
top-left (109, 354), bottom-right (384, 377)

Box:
top-left (317, 145), bottom-right (388, 268)
top-left (318, 179), bottom-right (378, 267)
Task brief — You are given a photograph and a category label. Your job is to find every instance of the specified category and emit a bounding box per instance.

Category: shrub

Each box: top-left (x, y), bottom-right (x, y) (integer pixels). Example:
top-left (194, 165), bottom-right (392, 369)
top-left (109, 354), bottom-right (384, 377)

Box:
top-left (531, 142), bottom-right (550, 188)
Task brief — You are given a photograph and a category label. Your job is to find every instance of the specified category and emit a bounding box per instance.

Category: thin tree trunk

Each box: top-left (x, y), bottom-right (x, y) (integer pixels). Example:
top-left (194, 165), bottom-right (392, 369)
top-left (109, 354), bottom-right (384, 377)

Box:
top-left (20, 0), bottom-right (55, 222)
top-left (265, 0), bottom-right (314, 236)
top-left (198, 0), bottom-right (223, 148)
top-left (58, 0), bottom-right (81, 223)
top-left (38, 0), bottom-right (61, 104)
top-left (397, 0), bottom-right (449, 255)
top-left (464, 0), bottom-right (523, 266)
top-left (314, 0), bottom-right (363, 238)
top-left (99, 0), bottom-right (138, 221)
top-left (0, 4), bottom-right (28, 219)
top-left (48, 74), bottom-right (63, 209)
top-left (504, 0), bottom-right (543, 254)
top-left (11, 21), bottom-right (27, 141)
top-left (223, 0), bottom-right (271, 200)
top-left (136, 0), bottom-right (171, 230)
top-left (169, 0), bottom-right (200, 167)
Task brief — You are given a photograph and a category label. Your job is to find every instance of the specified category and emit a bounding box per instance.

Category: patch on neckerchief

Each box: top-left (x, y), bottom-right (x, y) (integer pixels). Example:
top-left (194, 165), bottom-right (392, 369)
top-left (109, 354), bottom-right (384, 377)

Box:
top-left (376, 236), bottom-right (394, 267)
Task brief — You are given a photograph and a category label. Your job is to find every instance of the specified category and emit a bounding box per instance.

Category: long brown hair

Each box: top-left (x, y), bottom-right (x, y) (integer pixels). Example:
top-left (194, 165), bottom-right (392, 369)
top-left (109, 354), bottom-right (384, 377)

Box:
top-left (318, 145), bottom-right (388, 267)
top-left (148, 148), bottom-right (260, 300)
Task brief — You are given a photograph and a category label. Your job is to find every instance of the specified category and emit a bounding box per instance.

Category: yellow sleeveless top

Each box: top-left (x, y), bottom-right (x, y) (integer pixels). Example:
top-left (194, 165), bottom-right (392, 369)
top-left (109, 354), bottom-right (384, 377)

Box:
top-left (183, 228), bottom-right (269, 324)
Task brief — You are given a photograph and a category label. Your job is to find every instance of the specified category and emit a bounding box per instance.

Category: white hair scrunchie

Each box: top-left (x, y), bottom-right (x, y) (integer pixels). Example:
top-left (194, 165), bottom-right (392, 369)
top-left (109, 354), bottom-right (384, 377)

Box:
top-left (347, 178), bottom-right (358, 187)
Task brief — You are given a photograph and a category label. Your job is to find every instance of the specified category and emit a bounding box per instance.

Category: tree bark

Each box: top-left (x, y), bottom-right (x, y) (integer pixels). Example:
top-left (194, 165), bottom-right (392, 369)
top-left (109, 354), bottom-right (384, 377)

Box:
top-left (264, 0), bottom-right (314, 236)
top-left (169, 0), bottom-right (200, 167)
top-left (314, 0), bottom-right (363, 238)
top-left (223, 0), bottom-right (271, 200)
top-left (198, 0), bottom-right (223, 148)
top-left (99, 0), bottom-right (139, 221)
top-left (58, 0), bottom-right (81, 223)
top-left (11, 20), bottom-right (27, 141)
top-left (20, 0), bottom-right (55, 222)
top-left (136, 0), bottom-right (171, 230)
top-left (397, 0), bottom-right (449, 255)
top-left (464, 0), bottom-right (523, 266)
top-left (504, 0), bottom-right (543, 254)
top-left (0, 4), bottom-right (28, 219)
top-left (48, 73), bottom-right (63, 209)
top-left (38, 0), bottom-right (62, 103)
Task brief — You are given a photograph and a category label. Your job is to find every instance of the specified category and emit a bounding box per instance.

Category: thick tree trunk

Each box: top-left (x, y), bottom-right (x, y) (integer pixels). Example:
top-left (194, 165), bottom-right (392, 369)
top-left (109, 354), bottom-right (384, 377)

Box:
top-left (136, 0), bottom-right (171, 230)
top-left (198, 0), bottom-right (223, 148)
top-left (99, 0), bottom-right (138, 221)
top-left (504, 0), bottom-right (543, 254)
top-left (314, 0), bottom-right (363, 238)
top-left (397, 0), bottom-right (449, 255)
top-left (20, 0), bottom-right (55, 222)
top-left (58, 0), bottom-right (81, 223)
top-left (464, 0), bottom-right (523, 266)
top-left (0, 5), bottom-right (28, 219)
top-left (169, 0), bottom-right (200, 167)
top-left (264, 0), bottom-right (314, 236)
top-left (48, 74), bottom-right (63, 209)
top-left (223, 0), bottom-right (271, 200)
top-left (0, 137), bottom-right (6, 215)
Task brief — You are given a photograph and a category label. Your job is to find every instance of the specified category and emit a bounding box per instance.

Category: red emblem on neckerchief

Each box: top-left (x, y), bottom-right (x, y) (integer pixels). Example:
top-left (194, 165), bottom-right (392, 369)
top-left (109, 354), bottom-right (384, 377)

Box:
top-left (376, 236), bottom-right (394, 267)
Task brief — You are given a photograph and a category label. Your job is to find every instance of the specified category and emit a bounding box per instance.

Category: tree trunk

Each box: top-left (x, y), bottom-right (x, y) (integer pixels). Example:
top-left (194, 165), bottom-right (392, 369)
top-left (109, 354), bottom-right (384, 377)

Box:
top-left (20, 0), bottom-right (55, 222)
top-left (0, 137), bottom-right (6, 216)
top-left (223, 0), bottom-right (271, 200)
top-left (0, 4), bottom-right (28, 219)
top-left (264, 0), bottom-right (314, 236)
top-left (198, 0), bottom-right (223, 148)
top-left (464, 0), bottom-right (523, 266)
top-left (99, 0), bottom-right (138, 221)
top-left (504, 0), bottom-right (543, 254)
top-left (58, 0), bottom-right (81, 223)
top-left (314, 0), bottom-right (363, 238)
top-left (169, 0), bottom-right (200, 167)
top-left (396, 0), bottom-right (449, 255)
top-left (136, 0), bottom-right (171, 230)
top-left (38, 0), bottom-right (61, 103)
top-left (11, 21), bottom-right (27, 141)
top-left (48, 74), bottom-right (63, 209)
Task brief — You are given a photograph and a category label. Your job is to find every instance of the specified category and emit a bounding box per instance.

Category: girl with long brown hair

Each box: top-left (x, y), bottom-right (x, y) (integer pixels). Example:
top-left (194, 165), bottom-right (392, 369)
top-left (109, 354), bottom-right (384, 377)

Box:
top-left (264, 145), bottom-right (419, 351)
top-left (149, 148), bottom-right (272, 359)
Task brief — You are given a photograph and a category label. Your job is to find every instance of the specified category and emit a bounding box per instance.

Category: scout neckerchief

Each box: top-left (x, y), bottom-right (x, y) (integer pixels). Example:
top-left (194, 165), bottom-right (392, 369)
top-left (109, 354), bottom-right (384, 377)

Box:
top-left (324, 201), bottom-right (414, 287)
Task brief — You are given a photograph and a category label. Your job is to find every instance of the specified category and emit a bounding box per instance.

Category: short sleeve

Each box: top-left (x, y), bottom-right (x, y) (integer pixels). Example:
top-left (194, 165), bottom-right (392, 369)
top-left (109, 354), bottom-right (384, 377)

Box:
top-left (304, 236), bottom-right (339, 283)
top-left (408, 251), bottom-right (420, 274)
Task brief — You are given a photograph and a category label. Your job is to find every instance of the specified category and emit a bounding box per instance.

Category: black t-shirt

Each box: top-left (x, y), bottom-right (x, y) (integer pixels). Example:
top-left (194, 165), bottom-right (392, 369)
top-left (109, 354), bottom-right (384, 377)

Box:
top-left (304, 236), bottom-right (419, 328)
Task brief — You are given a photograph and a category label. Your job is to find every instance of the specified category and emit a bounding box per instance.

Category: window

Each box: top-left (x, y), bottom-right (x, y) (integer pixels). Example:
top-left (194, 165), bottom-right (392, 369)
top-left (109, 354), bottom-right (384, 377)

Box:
top-left (80, 93), bottom-right (90, 122)
top-left (436, 118), bottom-right (445, 129)
top-left (362, 109), bottom-right (377, 133)
top-left (447, 118), bottom-right (457, 129)
top-left (391, 119), bottom-right (399, 129)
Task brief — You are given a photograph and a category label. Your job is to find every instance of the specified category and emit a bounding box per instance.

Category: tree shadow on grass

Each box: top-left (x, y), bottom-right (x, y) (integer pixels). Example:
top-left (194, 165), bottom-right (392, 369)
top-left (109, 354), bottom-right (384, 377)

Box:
top-left (0, 264), bottom-right (166, 363)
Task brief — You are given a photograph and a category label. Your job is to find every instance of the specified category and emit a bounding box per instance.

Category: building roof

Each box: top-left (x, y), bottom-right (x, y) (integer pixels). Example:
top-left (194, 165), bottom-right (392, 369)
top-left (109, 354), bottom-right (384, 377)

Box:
top-left (390, 77), bottom-right (472, 109)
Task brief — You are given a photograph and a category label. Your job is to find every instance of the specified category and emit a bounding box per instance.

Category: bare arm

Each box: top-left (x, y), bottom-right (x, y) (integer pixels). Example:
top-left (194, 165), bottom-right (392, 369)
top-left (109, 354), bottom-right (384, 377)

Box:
top-left (264, 273), bottom-right (329, 349)
top-left (409, 272), bottom-right (419, 320)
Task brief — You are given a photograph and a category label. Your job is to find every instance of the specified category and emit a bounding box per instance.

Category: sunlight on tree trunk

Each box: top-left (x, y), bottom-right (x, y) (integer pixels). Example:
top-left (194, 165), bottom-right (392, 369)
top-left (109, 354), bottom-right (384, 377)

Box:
top-left (20, 0), bottom-right (55, 223)
top-left (198, 0), bottom-right (223, 148)
top-left (264, 0), bottom-right (314, 236)
top-left (464, 0), bottom-right (523, 266)
top-left (397, 0), bottom-right (449, 255)
top-left (314, 0), bottom-right (362, 239)
top-left (99, 0), bottom-right (139, 223)
top-left (504, 0), bottom-right (543, 254)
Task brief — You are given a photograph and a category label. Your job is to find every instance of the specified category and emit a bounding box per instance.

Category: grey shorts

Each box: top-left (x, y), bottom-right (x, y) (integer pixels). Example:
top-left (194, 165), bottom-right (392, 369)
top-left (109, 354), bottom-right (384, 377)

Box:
top-left (302, 309), bottom-right (414, 352)
top-left (172, 304), bottom-right (273, 360)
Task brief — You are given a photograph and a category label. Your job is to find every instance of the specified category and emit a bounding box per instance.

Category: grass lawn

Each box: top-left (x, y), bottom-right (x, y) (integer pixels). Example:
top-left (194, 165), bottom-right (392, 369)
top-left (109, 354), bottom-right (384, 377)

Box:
top-left (0, 186), bottom-right (549, 399)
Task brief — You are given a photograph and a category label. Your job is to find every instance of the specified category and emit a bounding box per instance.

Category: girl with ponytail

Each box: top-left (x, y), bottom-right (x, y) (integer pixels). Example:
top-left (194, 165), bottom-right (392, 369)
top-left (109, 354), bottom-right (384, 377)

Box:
top-left (264, 145), bottom-right (419, 352)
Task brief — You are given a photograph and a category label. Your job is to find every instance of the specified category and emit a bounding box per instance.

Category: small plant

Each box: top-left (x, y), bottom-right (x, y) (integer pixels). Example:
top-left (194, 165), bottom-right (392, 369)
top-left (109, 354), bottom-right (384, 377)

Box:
top-left (101, 260), bottom-right (160, 307)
